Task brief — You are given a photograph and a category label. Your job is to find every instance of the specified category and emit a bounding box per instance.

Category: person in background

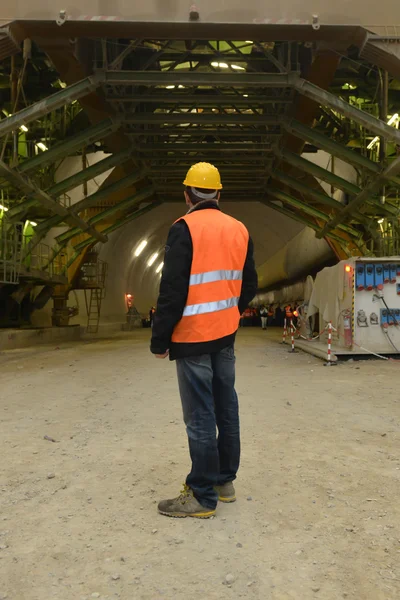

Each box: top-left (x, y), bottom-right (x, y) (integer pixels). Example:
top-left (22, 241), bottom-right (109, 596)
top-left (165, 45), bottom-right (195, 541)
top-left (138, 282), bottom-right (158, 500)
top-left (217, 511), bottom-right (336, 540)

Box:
top-left (151, 161), bottom-right (257, 518)
top-left (260, 305), bottom-right (268, 330)
top-left (267, 305), bottom-right (275, 327)
top-left (149, 306), bottom-right (156, 327)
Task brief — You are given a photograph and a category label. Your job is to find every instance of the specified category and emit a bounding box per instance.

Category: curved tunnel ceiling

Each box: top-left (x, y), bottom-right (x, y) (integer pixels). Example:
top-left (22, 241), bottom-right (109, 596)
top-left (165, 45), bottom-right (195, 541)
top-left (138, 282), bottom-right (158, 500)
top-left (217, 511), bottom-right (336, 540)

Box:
top-left (0, 22), bottom-right (400, 322)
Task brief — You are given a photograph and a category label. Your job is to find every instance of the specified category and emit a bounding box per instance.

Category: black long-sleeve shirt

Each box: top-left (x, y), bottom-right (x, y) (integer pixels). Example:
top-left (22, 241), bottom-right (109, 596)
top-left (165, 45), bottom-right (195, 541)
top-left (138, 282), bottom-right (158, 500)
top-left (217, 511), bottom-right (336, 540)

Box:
top-left (150, 201), bottom-right (258, 360)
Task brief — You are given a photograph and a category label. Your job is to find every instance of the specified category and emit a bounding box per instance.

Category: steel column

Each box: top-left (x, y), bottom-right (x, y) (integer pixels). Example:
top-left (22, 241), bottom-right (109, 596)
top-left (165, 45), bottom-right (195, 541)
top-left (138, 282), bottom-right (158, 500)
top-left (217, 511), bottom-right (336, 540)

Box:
top-left (0, 75), bottom-right (103, 138)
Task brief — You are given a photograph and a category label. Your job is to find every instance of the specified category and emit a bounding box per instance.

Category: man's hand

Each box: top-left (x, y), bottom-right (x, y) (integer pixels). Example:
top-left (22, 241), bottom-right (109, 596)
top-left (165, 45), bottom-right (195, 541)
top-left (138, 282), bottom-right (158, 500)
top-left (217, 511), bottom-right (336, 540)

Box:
top-left (155, 350), bottom-right (169, 359)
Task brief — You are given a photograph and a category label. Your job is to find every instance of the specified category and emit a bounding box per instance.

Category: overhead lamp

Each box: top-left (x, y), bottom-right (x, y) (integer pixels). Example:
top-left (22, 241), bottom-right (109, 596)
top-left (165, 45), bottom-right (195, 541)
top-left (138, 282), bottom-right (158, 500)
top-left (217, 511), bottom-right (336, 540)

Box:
top-left (20, 125), bottom-right (28, 132)
top-left (231, 64), bottom-right (245, 71)
top-left (147, 252), bottom-right (159, 267)
top-left (211, 61), bottom-right (228, 69)
top-left (243, 94), bottom-right (249, 98)
top-left (0, 204), bottom-right (9, 212)
top-left (245, 41), bottom-right (254, 44)
top-left (368, 113), bottom-right (399, 149)
top-left (36, 142), bottom-right (48, 152)
top-left (29, 221), bottom-right (37, 227)
top-left (166, 85), bottom-right (175, 89)
top-left (156, 261), bottom-right (164, 273)
top-left (134, 239), bottom-right (148, 257)
top-left (377, 218), bottom-right (384, 224)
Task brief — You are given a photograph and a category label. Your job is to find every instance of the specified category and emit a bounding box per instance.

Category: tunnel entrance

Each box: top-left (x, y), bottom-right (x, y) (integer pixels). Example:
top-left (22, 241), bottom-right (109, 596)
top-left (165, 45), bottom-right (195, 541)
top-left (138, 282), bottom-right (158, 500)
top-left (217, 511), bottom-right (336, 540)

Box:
top-left (0, 21), bottom-right (400, 327)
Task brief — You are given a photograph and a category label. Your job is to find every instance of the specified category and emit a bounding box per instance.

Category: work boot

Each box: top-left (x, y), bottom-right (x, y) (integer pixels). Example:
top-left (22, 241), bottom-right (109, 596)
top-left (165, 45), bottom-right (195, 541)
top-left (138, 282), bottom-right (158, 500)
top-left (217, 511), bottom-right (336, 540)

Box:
top-left (158, 484), bottom-right (216, 518)
top-left (215, 481), bottom-right (236, 503)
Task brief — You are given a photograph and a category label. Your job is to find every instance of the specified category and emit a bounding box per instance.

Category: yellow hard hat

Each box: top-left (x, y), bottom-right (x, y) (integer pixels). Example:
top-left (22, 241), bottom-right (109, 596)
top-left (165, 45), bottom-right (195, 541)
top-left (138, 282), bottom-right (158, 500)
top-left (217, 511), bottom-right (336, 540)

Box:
top-left (183, 162), bottom-right (222, 190)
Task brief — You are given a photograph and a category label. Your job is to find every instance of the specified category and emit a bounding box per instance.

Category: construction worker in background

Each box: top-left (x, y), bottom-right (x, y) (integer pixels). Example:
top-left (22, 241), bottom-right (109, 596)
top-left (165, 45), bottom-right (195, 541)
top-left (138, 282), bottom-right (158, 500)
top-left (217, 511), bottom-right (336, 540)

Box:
top-left (151, 162), bottom-right (258, 518)
top-left (149, 306), bottom-right (156, 327)
top-left (267, 305), bottom-right (275, 327)
top-left (260, 305), bottom-right (268, 330)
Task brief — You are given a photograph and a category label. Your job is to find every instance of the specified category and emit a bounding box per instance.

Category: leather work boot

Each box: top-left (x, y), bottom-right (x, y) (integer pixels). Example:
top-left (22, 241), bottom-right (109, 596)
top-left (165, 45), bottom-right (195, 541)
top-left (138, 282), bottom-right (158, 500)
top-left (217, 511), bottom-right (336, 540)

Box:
top-left (215, 482), bottom-right (236, 503)
top-left (158, 485), bottom-right (216, 518)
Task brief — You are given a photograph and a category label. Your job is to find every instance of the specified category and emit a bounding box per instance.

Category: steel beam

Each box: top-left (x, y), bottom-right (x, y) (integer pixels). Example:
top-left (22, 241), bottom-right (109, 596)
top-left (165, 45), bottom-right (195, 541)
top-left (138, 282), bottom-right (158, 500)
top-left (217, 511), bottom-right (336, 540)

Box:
top-left (134, 143), bottom-right (272, 152)
top-left (48, 147), bottom-right (134, 197)
top-left (105, 71), bottom-right (294, 88)
top-left (17, 119), bottom-right (120, 174)
top-left (36, 169), bottom-right (147, 232)
top-left (73, 200), bottom-right (163, 252)
top-left (268, 169), bottom-right (345, 210)
top-left (8, 147), bottom-right (135, 218)
top-left (0, 75), bottom-right (103, 138)
top-left (261, 198), bottom-right (347, 245)
top-left (124, 114), bottom-right (278, 125)
top-left (107, 94), bottom-right (292, 106)
top-left (0, 160), bottom-right (107, 244)
top-left (128, 128), bottom-right (281, 139)
top-left (275, 148), bottom-right (361, 196)
top-left (268, 188), bottom-right (360, 236)
top-left (317, 154), bottom-right (400, 238)
top-left (56, 185), bottom-right (155, 243)
top-left (282, 118), bottom-right (385, 175)
top-left (293, 77), bottom-right (400, 145)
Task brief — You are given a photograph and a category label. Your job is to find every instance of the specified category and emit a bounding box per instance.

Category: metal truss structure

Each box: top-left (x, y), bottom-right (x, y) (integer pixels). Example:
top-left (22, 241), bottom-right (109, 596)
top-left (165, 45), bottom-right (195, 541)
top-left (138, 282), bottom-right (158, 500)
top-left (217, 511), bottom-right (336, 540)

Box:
top-left (0, 29), bottom-right (400, 324)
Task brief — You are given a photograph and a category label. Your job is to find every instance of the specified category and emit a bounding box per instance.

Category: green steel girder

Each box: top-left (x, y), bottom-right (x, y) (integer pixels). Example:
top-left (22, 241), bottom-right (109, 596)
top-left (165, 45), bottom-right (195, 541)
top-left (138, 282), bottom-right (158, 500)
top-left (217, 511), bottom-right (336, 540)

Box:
top-left (17, 118), bottom-right (120, 174)
top-left (104, 71), bottom-right (294, 88)
top-left (282, 118), bottom-right (385, 176)
top-left (72, 200), bottom-right (164, 253)
top-left (128, 128), bottom-right (281, 139)
top-left (293, 77), bottom-right (400, 145)
top-left (107, 94), bottom-right (292, 106)
top-left (36, 169), bottom-right (147, 232)
top-left (56, 185), bottom-right (155, 244)
top-left (0, 160), bottom-right (107, 245)
top-left (48, 147), bottom-right (134, 197)
top-left (0, 75), bottom-right (103, 139)
top-left (134, 143), bottom-right (272, 152)
top-left (318, 154), bottom-right (400, 238)
top-left (275, 148), bottom-right (398, 216)
top-left (261, 198), bottom-right (348, 246)
top-left (124, 114), bottom-right (278, 125)
top-left (274, 147), bottom-right (361, 195)
top-left (268, 188), bottom-right (360, 236)
top-left (7, 147), bottom-right (135, 219)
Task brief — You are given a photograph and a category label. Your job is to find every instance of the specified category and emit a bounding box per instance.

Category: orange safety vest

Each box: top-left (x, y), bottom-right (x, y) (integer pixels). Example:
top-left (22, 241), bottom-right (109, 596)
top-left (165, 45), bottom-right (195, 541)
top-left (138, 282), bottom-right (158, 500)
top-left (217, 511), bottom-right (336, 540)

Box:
top-left (171, 209), bottom-right (249, 344)
top-left (285, 306), bottom-right (293, 319)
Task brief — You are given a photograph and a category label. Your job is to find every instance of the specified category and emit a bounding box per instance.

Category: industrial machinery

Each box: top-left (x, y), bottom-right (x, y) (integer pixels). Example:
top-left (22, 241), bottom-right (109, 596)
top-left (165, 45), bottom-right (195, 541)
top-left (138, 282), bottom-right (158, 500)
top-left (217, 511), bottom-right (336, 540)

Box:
top-left (306, 258), bottom-right (400, 356)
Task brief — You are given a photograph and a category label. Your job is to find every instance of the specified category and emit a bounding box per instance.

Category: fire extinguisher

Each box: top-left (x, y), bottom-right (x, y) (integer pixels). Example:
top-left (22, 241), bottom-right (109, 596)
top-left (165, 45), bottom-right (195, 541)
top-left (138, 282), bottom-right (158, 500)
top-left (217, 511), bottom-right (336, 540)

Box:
top-left (343, 311), bottom-right (352, 348)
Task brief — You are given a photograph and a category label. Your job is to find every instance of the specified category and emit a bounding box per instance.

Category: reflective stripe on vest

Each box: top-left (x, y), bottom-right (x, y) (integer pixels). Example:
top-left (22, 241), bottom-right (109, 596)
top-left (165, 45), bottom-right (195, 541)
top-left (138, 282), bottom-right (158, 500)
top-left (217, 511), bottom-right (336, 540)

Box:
top-left (189, 269), bottom-right (243, 286)
top-left (171, 209), bottom-right (249, 344)
top-left (183, 296), bottom-right (240, 317)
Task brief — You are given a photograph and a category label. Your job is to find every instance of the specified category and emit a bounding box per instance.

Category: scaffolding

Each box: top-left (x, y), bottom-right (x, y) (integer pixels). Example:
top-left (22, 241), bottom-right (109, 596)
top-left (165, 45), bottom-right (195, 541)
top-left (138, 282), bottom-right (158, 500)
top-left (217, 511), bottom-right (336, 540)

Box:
top-left (76, 251), bottom-right (108, 334)
top-left (0, 217), bottom-right (23, 284)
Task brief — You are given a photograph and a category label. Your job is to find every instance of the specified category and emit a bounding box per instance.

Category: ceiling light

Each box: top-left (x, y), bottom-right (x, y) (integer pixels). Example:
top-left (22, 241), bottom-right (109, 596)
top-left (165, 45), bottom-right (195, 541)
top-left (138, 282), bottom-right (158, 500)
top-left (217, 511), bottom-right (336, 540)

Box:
top-left (156, 262), bottom-right (164, 273)
top-left (211, 61), bottom-right (228, 69)
top-left (29, 221), bottom-right (37, 226)
top-left (134, 240), bottom-right (148, 257)
top-left (166, 85), bottom-right (175, 89)
top-left (178, 85), bottom-right (185, 89)
top-left (245, 41), bottom-right (254, 44)
top-left (232, 64), bottom-right (245, 71)
top-left (20, 125), bottom-right (28, 132)
top-left (243, 94), bottom-right (249, 98)
top-left (147, 252), bottom-right (159, 267)
top-left (36, 142), bottom-right (48, 152)
top-left (377, 218), bottom-right (384, 224)
top-left (0, 204), bottom-right (9, 212)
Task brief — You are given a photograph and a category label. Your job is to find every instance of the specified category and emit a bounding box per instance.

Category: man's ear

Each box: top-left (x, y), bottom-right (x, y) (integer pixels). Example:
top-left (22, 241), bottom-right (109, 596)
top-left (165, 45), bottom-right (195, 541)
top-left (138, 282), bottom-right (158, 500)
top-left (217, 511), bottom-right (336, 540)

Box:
top-left (184, 191), bottom-right (191, 207)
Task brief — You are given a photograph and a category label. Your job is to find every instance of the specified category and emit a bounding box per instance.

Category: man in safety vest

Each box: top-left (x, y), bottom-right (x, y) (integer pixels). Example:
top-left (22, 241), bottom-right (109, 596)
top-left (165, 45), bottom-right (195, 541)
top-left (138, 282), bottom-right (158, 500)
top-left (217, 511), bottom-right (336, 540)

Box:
top-left (151, 162), bottom-right (258, 518)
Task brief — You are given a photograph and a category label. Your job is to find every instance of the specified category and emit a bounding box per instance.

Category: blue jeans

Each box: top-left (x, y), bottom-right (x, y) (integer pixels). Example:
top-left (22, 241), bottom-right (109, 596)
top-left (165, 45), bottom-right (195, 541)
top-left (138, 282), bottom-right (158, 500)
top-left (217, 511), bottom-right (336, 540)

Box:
top-left (176, 345), bottom-right (240, 509)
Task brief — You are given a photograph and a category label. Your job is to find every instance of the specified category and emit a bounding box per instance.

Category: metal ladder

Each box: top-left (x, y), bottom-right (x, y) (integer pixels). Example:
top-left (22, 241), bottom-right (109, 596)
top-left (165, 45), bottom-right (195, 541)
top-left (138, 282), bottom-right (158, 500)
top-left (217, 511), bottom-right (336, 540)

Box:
top-left (85, 288), bottom-right (102, 334)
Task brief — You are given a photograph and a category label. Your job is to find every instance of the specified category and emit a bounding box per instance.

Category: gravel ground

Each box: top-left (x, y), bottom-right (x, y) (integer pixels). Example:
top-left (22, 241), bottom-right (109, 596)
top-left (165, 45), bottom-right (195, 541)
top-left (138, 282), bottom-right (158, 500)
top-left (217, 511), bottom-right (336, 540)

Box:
top-left (0, 328), bottom-right (399, 600)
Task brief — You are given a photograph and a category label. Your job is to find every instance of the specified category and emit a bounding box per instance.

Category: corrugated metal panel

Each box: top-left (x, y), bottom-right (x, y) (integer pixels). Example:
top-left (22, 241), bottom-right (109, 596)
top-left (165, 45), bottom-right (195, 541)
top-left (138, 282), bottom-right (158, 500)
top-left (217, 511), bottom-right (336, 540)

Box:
top-left (0, 24), bottom-right (20, 61)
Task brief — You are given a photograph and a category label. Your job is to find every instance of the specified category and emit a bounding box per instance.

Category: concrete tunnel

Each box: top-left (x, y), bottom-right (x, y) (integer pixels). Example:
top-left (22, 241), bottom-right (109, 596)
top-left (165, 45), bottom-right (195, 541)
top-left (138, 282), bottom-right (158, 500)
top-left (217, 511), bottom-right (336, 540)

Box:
top-left (1, 17), bottom-right (400, 336)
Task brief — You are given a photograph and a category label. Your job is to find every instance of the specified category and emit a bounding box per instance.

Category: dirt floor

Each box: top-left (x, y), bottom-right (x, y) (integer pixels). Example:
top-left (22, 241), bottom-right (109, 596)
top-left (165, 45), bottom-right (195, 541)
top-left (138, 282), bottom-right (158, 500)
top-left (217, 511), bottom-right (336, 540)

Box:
top-left (1, 328), bottom-right (400, 600)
